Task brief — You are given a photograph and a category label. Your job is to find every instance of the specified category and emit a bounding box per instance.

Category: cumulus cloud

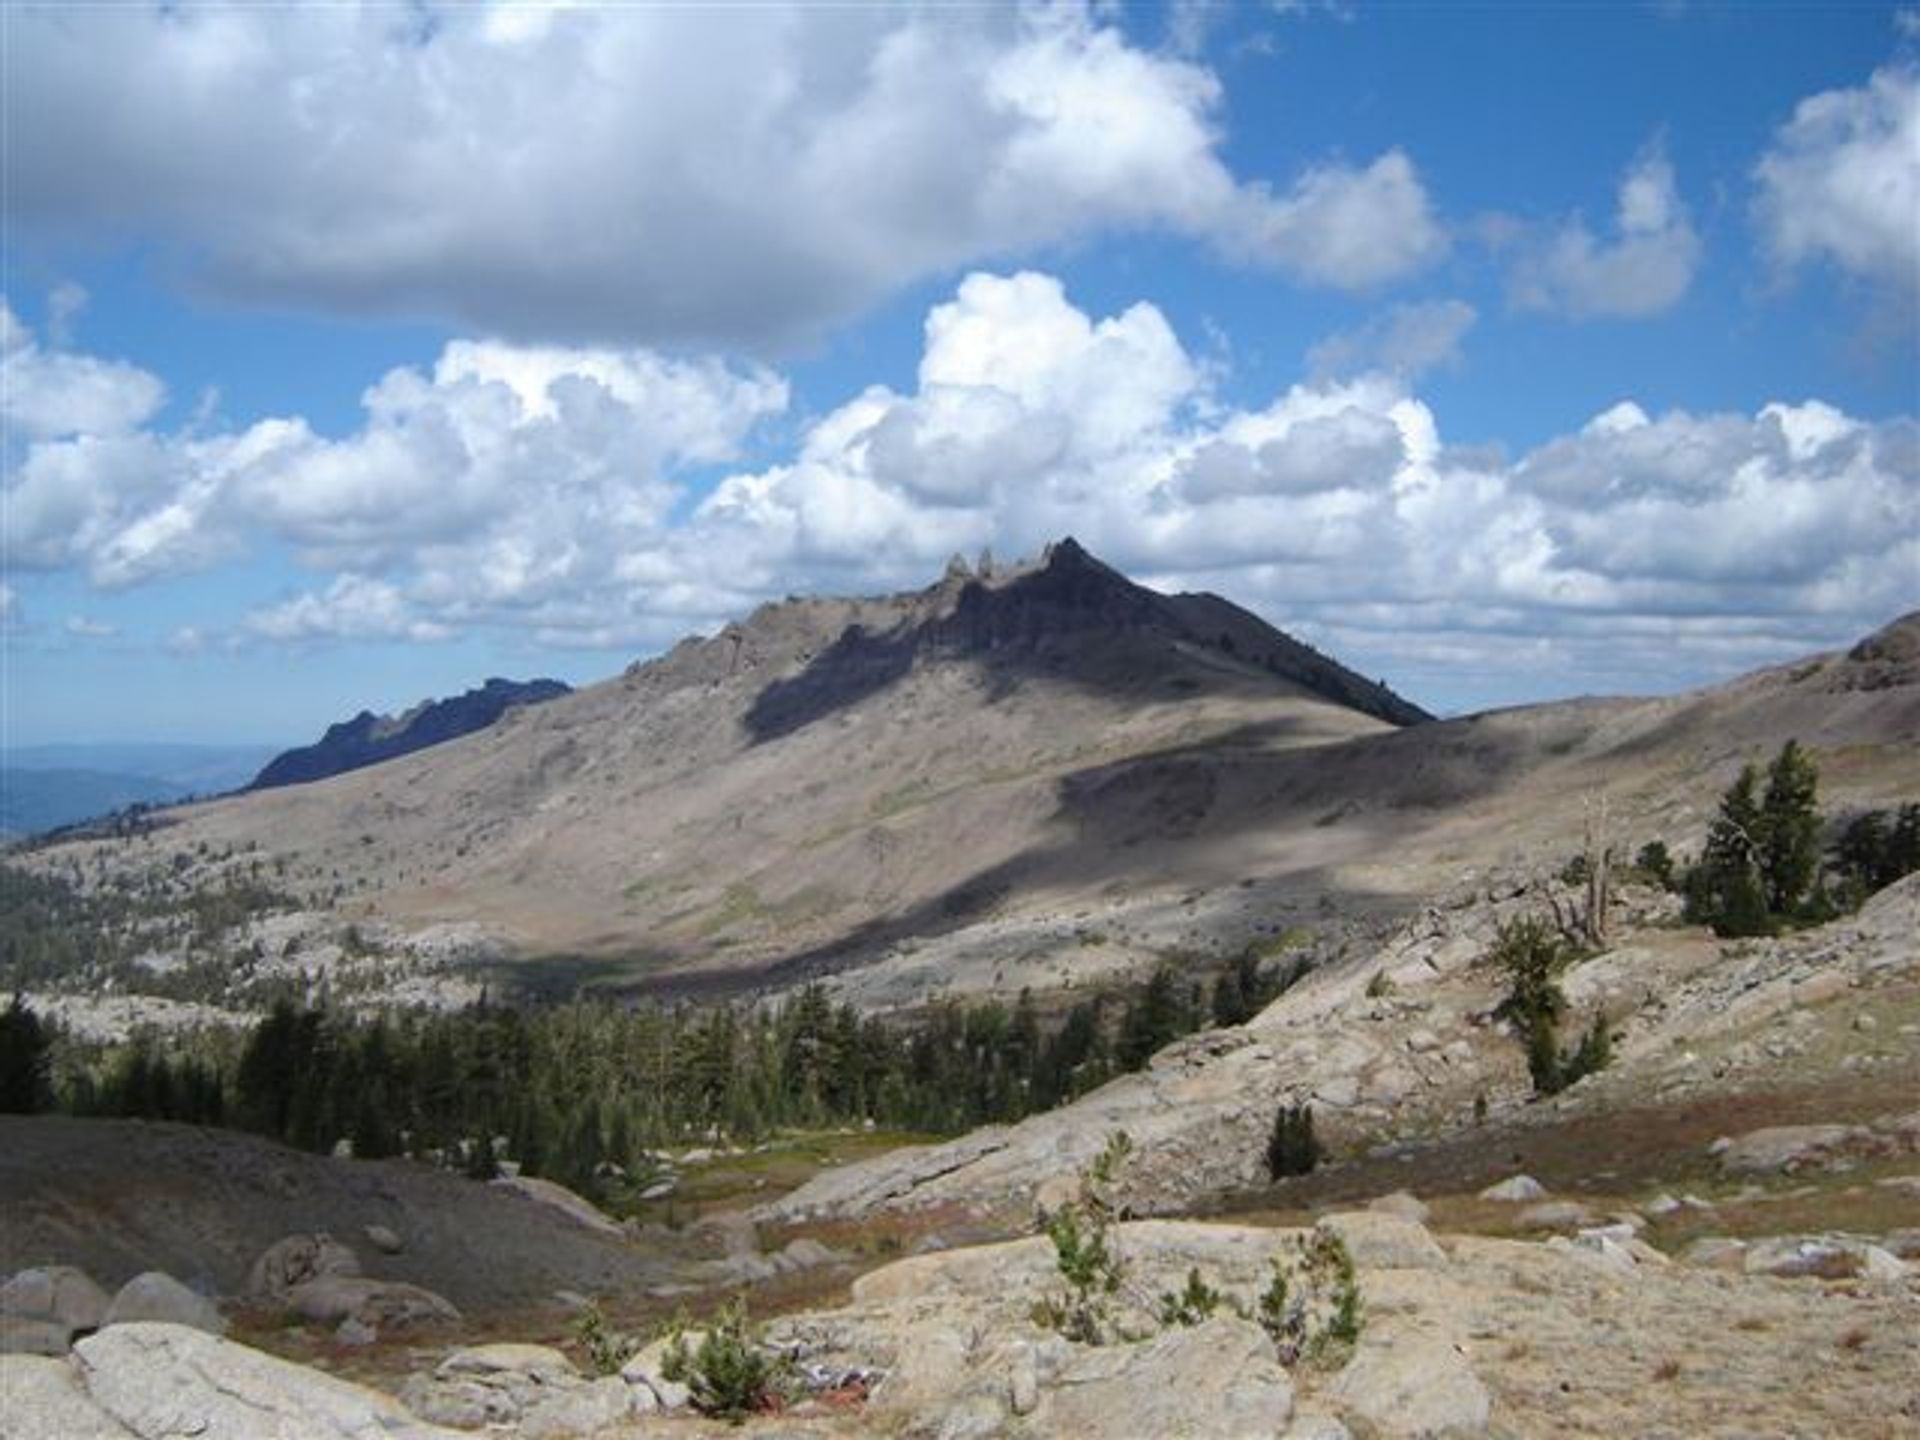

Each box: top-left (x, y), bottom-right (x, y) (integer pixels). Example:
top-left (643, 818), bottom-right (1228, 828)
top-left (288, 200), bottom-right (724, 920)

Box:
top-left (2, 298), bottom-right (786, 622)
top-left (244, 575), bottom-right (450, 645)
top-left (4, 2), bottom-right (1442, 348)
top-left (0, 296), bottom-right (167, 439)
top-left (5, 274), bottom-right (1912, 694)
top-left (1754, 63), bottom-right (1920, 296)
top-left (63, 615), bottom-right (118, 640)
top-left (1308, 299), bottom-right (1477, 380)
top-left (1513, 147), bottom-right (1701, 318)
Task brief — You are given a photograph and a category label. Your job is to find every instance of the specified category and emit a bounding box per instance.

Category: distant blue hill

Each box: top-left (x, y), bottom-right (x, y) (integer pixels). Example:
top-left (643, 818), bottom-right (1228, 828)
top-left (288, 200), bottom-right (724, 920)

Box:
top-left (3, 742), bottom-right (283, 796)
top-left (249, 677), bottom-right (571, 790)
top-left (0, 767), bottom-right (187, 839)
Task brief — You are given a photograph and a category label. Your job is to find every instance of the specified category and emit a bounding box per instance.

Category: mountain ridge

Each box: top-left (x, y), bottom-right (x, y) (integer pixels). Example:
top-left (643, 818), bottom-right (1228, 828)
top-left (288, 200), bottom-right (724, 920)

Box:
top-left (248, 676), bottom-right (572, 791)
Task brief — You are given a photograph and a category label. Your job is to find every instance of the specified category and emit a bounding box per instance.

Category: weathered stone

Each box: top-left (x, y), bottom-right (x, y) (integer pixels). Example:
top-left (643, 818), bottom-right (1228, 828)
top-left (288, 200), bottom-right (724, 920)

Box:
top-left (0, 1354), bottom-right (134, 1439)
top-left (1742, 1237), bottom-right (1864, 1280)
top-left (285, 1275), bottom-right (460, 1329)
top-left (73, 1322), bottom-right (460, 1438)
top-left (1514, 1201), bottom-right (1594, 1231)
top-left (245, 1234), bottom-right (361, 1306)
top-left (0, 1315), bottom-right (75, 1357)
top-left (1036, 1315), bottom-right (1293, 1438)
top-left (1284, 1414), bottom-right (1354, 1440)
top-left (1679, 1237), bottom-right (1748, 1271)
top-left (363, 1224), bottom-right (403, 1255)
top-left (780, 1237), bottom-right (840, 1270)
top-left (1714, 1124), bottom-right (1866, 1175)
top-left (0, 1266), bottom-right (112, 1333)
top-left (1008, 1341), bottom-right (1040, 1416)
top-left (1317, 1212), bottom-right (1448, 1270)
top-left (104, 1274), bottom-right (225, 1336)
top-left (1330, 1330), bottom-right (1490, 1438)
top-left (1366, 1190), bottom-right (1432, 1224)
top-left (1479, 1175), bottom-right (1546, 1202)
top-left (491, 1174), bottom-right (625, 1238)
top-left (623, 1337), bottom-right (693, 1410)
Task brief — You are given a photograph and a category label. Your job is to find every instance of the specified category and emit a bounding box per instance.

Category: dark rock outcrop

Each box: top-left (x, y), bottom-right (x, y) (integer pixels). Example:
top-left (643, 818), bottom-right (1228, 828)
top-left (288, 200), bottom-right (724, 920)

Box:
top-left (744, 537), bottom-right (1431, 741)
top-left (249, 677), bottom-right (570, 790)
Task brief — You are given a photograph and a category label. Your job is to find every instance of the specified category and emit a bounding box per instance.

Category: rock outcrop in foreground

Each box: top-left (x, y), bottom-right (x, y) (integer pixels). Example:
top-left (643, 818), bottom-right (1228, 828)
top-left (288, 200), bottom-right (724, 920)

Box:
top-left (7, 1209), bottom-right (1915, 1438)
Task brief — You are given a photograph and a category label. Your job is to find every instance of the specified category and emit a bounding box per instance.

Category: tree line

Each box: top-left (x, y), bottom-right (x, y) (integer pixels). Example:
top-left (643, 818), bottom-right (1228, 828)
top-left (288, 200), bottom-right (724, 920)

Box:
top-left (0, 946), bottom-right (1304, 1210)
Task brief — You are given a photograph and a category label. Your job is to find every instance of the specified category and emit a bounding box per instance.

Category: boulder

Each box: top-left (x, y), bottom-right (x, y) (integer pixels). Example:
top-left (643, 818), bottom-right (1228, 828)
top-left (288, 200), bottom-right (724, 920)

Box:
top-left (105, 1274), bottom-right (225, 1336)
top-left (491, 1174), bottom-right (624, 1238)
top-left (780, 1237), bottom-right (841, 1270)
top-left (1714, 1124), bottom-right (1866, 1175)
top-left (1513, 1201), bottom-right (1594, 1231)
top-left (401, 1343), bottom-right (633, 1437)
top-left (1035, 1315), bottom-right (1294, 1438)
top-left (1678, 1237), bottom-right (1748, 1272)
top-left (1478, 1175), bottom-right (1546, 1203)
top-left (1365, 1191), bottom-right (1431, 1224)
top-left (0, 1316), bottom-right (74, 1357)
top-left (245, 1234), bottom-right (361, 1306)
top-left (71, 1322), bottom-right (461, 1438)
top-left (0, 1265), bottom-right (112, 1333)
top-left (1316, 1213), bottom-right (1448, 1270)
top-left (363, 1224), bottom-right (403, 1255)
top-left (1330, 1330), bottom-right (1490, 1438)
top-left (1742, 1236), bottom-right (1866, 1280)
top-left (0, 1354), bottom-right (133, 1439)
top-left (623, 1335), bottom-right (701, 1411)
top-left (285, 1276), bottom-right (460, 1330)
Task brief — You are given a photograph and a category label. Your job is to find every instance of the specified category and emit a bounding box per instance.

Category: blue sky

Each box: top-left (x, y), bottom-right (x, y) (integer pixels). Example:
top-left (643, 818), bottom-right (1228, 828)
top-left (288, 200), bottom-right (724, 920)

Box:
top-left (3, 1), bottom-right (1916, 745)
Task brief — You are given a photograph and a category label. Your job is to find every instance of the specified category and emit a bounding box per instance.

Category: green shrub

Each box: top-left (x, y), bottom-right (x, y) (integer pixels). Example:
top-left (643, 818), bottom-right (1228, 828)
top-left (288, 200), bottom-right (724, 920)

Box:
top-left (1032, 1131), bottom-right (1131, 1345)
top-left (1156, 1267), bottom-right (1224, 1327)
top-left (659, 1297), bottom-right (779, 1423)
top-left (1257, 1231), bottom-right (1361, 1365)
top-left (571, 1301), bottom-right (635, 1377)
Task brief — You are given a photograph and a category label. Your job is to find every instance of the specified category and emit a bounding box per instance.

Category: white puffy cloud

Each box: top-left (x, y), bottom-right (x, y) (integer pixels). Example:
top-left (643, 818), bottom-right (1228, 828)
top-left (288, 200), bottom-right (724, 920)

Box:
top-left (1, 298), bottom-right (786, 621)
top-left (4, 2), bottom-right (1442, 348)
top-left (1308, 299), bottom-right (1477, 380)
top-left (63, 615), bottom-right (118, 640)
top-left (6, 274), bottom-right (1912, 698)
top-left (1, 296), bottom-right (167, 439)
top-left (1513, 148), bottom-right (1701, 318)
top-left (244, 575), bottom-right (450, 645)
top-left (1754, 63), bottom-right (1920, 296)
top-left (1228, 152), bottom-right (1447, 289)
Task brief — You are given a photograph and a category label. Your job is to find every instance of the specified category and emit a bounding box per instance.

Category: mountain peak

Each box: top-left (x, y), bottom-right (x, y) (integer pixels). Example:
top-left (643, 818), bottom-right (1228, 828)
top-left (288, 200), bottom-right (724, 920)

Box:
top-left (733, 541), bottom-right (1430, 741)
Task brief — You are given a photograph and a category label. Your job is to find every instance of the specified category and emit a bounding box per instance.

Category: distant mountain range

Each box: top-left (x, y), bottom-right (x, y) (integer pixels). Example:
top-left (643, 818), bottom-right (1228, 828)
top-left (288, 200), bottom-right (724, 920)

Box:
top-left (1, 743), bottom-right (283, 839)
top-left (248, 677), bottom-right (572, 791)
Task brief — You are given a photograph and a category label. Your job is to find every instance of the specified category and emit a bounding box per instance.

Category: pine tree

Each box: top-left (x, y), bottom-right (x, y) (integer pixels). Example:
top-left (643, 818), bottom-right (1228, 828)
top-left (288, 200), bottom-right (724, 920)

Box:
top-left (0, 995), bottom-right (53, 1114)
top-left (1758, 740), bottom-right (1821, 916)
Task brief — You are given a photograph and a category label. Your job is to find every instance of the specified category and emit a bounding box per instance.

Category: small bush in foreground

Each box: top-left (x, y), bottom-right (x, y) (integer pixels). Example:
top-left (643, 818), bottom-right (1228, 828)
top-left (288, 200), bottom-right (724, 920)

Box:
top-left (660, 1297), bottom-right (782, 1423)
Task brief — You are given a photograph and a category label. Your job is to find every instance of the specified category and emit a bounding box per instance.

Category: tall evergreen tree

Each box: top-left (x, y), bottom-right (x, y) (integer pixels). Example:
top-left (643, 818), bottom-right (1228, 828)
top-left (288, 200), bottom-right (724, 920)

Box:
top-left (0, 994), bottom-right (53, 1114)
top-left (1757, 740), bottom-right (1821, 915)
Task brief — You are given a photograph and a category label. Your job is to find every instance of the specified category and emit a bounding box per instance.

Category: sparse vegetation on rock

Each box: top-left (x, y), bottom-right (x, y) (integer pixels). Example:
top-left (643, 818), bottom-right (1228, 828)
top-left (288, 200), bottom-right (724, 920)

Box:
top-left (659, 1297), bottom-right (784, 1423)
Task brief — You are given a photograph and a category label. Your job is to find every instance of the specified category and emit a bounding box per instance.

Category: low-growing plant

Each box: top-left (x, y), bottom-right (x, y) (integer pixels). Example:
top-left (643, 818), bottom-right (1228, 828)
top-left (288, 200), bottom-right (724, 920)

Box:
top-left (1256, 1231), bottom-right (1362, 1365)
top-left (571, 1300), bottom-right (636, 1377)
top-left (659, 1296), bottom-right (783, 1423)
top-left (1032, 1131), bottom-right (1132, 1345)
top-left (1156, 1267), bottom-right (1225, 1327)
